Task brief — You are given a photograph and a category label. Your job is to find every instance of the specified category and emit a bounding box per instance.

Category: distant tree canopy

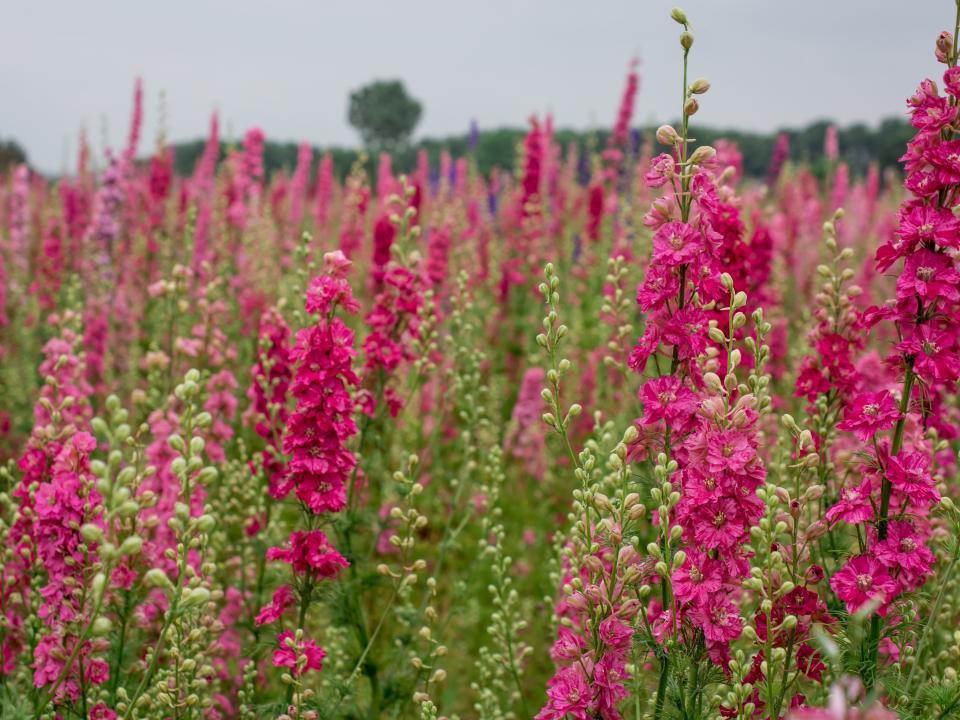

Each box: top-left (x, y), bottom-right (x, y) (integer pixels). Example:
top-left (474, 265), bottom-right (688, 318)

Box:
top-left (159, 116), bottom-right (912, 186)
top-left (347, 80), bottom-right (422, 154)
top-left (0, 139), bottom-right (27, 173)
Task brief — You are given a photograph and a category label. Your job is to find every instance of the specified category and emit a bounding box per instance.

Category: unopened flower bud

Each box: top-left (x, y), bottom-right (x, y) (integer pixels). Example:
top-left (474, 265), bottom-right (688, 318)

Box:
top-left (680, 31), bottom-right (694, 49)
top-left (670, 7), bottom-right (688, 24)
top-left (181, 587), bottom-right (211, 609)
top-left (778, 615), bottom-right (798, 631)
top-left (937, 31), bottom-right (954, 64)
top-left (144, 568), bottom-right (174, 590)
top-left (92, 572), bottom-right (106, 598)
top-left (584, 555), bottom-right (605, 575)
top-left (92, 616), bottom-right (113, 636)
top-left (689, 77), bottom-right (710, 94)
top-left (81, 523), bottom-right (104, 544)
top-left (801, 452), bottom-right (820, 468)
top-left (689, 145), bottom-right (716, 165)
top-left (593, 493), bottom-right (613, 512)
top-left (805, 520), bottom-right (829, 542)
top-left (656, 125), bottom-right (681, 146)
top-left (119, 535), bottom-right (144, 556)
top-left (703, 372), bottom-right (723, 392)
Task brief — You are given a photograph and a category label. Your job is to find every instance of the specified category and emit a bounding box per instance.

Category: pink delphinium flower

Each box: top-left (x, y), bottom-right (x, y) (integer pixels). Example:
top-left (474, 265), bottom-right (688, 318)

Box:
top-left (536, 665), bottom-right (591, 720)
top-left (312, 152), bottom-right (334, 229)
top-left (204, 370), bottom-right (238, 463)
top-left (830, 554), bottom-right (898, 616)
top-left (825, 478), bottom-right (875, 525)
top-left (609, 59), bottom-right (640, 150)
top-left (32, 432), bottom-right (106, 699)
top-left (7, 164), bottom-right (30, 287)
top-left (361, 245), bottom-right (425, 417)
top-left (371, 213), bottom-right (396, 288)
top-left (873, 520), bottom-right (935, 589)
top-left (425, 221), bottom-right (452, 292)
top-left (638, 375), bottom-right (698, 429)
top-left (89, 702), bottom-right (118, 720)
top-left (883, 448), bottom-right (940, 507)
top-left (824, 124), bottom-right (839, 163)
top-left (266, 530), bottom-right (349, 579)
top-left (124, 77), bottom-right (143, 165)
top-left (255, 585), bottom-right (296, 626)
top-left (651, 221), bottom-right (702, 267)
top-left (246, 307), bottom-right (293, 499)
top-left (505, 367), bottom-right (548, 481)
top-left (766, 132), bottom-right (790, 186)
top-left (278, 310), bottom-right (359, 513)
top-left (836, 391), bottom-right (900, 442)
top-left (287, 141), bottom-right (313, 229)
top-left (519, 116), bottom-right (543, 217)
top-left (272, 631), bottom-right (325, 677)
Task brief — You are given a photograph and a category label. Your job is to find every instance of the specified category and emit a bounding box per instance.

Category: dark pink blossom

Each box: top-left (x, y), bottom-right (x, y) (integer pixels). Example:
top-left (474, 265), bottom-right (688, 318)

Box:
top-left (652, 221), bottom-right (702, 267)
top-left (873, 521), bottom-right (935, 589)
top-left (837, 391), bottom-right (900, 442)
top-left (896, 324), bottom-right (960, 384)
top-left (272, 631), bottom-right (325, 676)
top-left (885, 449), bottom-right (940, 506)
top-left (897, 250), bottom-right (960, 303)
top-left (255, 585), bottom-right (296, 626)
top-left (830, 554), bottom-right (898, 616)
top-left (825, 478), bottom-right (875, 525)
top-left (536, 665), bottom-right (591, 720)
top-left (639, 376), bottom-right (698, 427)
top-left (266, 530), bottom-right (348, 579)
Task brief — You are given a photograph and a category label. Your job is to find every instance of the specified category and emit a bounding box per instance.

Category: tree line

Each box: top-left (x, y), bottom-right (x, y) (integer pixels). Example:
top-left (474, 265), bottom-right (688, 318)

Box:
top-left (165, 117), bottom-right (912, 184)
top-left (1, 118), bottom-right (913, 181)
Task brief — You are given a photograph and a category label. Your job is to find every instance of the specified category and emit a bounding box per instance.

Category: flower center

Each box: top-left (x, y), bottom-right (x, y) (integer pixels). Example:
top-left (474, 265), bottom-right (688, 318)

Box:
top-left (722, 444), bottom-right (733, 458)
top-left (922, 340), bottom-right (941, 355)
top-left (690, 567), bottom-right (703, 582)
top-left (856, 573), bottom-right (873, 592)
top-left (658, 391), bottom-right (676, 404)
top-left (919, 222), bottom-right (935, 237)
top-left (862, 403), bottom-right (879, 417)
top-left (713, 511), bottom-right (725, 528)
top-left (900, 537), bottom-right (917, 552)
top-left (916, 265), bottom-right (935, 281)
top-left (670, 234), bottom-right (684, 250)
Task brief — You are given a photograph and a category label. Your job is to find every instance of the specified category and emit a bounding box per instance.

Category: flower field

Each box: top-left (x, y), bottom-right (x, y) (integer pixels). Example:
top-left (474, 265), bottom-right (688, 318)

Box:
top-left (2, 6), bottom-right (960, 720)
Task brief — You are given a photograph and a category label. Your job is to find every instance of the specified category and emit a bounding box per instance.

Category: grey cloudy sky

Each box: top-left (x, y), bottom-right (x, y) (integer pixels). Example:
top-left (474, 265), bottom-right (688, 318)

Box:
top-left (0, 0), bottom-right (951, 173)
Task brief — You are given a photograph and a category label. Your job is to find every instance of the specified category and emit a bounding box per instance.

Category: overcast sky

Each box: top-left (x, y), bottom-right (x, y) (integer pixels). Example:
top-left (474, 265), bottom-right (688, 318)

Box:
top-left (0, 0), bottom-right (951, 173)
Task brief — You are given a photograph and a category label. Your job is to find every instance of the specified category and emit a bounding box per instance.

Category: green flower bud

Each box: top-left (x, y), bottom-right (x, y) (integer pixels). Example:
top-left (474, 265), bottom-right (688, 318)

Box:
top-left (144, 568), bottom-right (173, 590)
top-left (80, 523), bottom-right (104, 544)
top-left (120, 535), bottom-right (144, 556)
top-left (181, 587), bottom-right (211, 609)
